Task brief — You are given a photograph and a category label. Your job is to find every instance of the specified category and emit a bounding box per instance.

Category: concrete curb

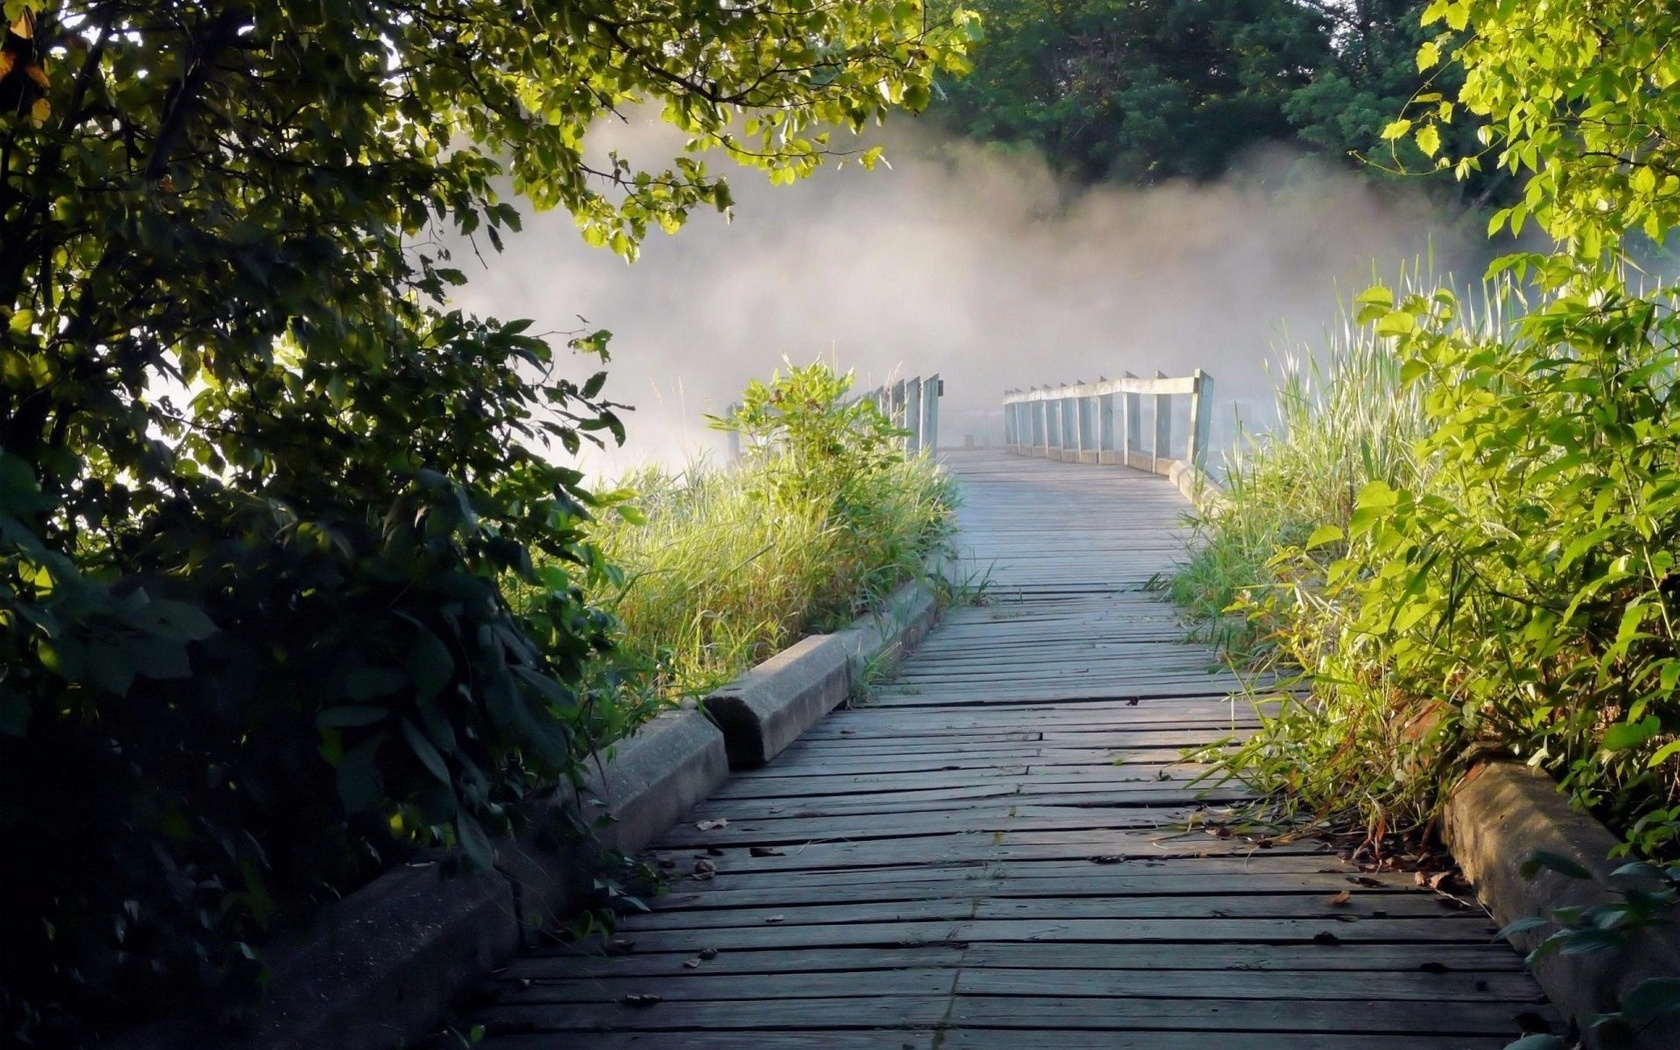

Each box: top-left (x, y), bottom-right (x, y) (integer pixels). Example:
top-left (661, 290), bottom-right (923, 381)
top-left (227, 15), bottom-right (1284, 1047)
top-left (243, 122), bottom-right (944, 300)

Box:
top-left (1166, 457), bottom-right (1228, 513)
top-left (107, 579), bottom-right (939, 1050)
top-left (108, 716), bottom-right (729, 1050)
top-left (703, 579), bottom-right (940, 769)
top-left (1443, 760), bottom-right (1680, 1050)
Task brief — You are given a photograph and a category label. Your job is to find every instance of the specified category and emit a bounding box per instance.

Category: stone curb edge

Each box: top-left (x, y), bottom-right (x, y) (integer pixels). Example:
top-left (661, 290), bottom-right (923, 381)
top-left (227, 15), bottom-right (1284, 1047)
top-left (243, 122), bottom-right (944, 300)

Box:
top-left (1442, 759), bottom-right (1679, 1050)
top-left (702, 579), bottom-right (940, 768)
top-left (106, 579), bottom-right (942, 1050)
top-left (1163, 462), bottom-right (1678, 1047)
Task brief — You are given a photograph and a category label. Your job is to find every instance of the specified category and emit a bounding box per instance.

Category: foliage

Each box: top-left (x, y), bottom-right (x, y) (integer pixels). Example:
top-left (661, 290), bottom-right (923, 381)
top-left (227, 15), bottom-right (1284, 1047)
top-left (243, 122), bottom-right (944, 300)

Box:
top-left (1495, 852), bottom-right (1680, 1050)
top-left (1184, 270), bottom-right (1680, 857)
top-left (581, 363), bottom-right (955, 700)
top-left (0, 0), bottom-right (975, 1043)
top-left (1401, 0), bottom-right (1680, 251)
top-left (1169, 281), bottom-right (1438, 655)
top-left (934, 0), bottom-right (1326, 183)
top-left (1176, 0), bottom-right (1680, 867)
top-left (932, 0), bottom-right (1514, 201)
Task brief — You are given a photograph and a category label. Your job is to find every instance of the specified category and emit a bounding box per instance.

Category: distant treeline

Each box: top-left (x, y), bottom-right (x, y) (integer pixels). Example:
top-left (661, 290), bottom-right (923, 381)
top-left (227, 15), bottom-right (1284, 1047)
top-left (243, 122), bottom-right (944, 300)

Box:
top-left (931, 0), bottom-right (1512, 207)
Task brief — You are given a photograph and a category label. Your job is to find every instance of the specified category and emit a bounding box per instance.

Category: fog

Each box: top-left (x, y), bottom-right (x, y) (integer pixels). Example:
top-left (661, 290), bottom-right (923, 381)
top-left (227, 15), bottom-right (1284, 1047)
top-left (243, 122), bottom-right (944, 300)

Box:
top-left (448, 118), bottom-right (1483, 479)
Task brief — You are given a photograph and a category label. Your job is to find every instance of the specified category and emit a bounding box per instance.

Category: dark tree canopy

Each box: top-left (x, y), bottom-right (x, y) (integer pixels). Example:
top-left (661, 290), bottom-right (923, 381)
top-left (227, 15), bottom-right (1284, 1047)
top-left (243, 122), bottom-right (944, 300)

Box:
top-left (0, 1), bottom-right (974, 1042)
top-left (934, 0), bottom-right (1513, 205)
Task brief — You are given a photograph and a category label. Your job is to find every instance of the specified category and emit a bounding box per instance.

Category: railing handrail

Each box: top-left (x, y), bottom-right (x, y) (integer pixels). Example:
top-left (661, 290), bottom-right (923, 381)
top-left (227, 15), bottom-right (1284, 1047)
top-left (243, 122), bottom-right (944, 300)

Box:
top-left (850, 373), bottom-right (942, 455)
top-left (1000, 368), bottom-right (1214, 487)
top-left (1003, 374), bottom-right (1198, 401)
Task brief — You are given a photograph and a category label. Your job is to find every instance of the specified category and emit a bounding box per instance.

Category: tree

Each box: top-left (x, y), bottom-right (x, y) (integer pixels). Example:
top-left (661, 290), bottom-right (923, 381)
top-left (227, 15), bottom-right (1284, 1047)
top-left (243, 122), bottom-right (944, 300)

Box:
top-left (931, 0), bottom-right (1518, 208)
top-left (935, 0), bottom-right (1330, 183)
top-left (1403, 0), bottom-right (1680, 252)
top-left (0, 1), bottom-right (976, 1041)
top-left (1282, 0), bottom-right (1505, 205)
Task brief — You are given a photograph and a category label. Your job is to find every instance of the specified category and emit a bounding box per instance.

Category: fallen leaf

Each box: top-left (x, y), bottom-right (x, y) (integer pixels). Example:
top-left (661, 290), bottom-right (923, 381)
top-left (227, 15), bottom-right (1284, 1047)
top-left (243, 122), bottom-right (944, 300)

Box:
top-left (656, 858), bottom-right (676, 869)
top-left (705, 846), bottom-right (725, 857)
top-left (605, 937), bottom-right (635, 956)
top-left (698, 947), bottom-right (719, 960)
top-left (749, 846), bottom-right (784, 857)
top-left (1418, 961), bottom-right (1450, 974)
top-left (1088, 855), bottom-right (1124, 864)
top-left (1312, 931), bottom-right (1341, 945)
top-left (1328, 890), bottom-right (1351, 906)
top-left (1348, 875), bottom-right (1383, 888)
top-left (696, 818), bottom-right (729, 831)
top-left (1414, 871), bottom-right (1428, 887)
top-left (620, 993), bottom-right (662, 1008)
top-left (765, 914), bottom-right (785, 923)
top-left (1428, 870), bottom-right (1452, 891)
top-left (1126, 697), bottom-right (1140, 706)
top-left (693, 858), bottom-right (716, 875)
top-left (840, 728), bottom-right (855, 735)
top-left (683, 958), bottom-right (702, 969)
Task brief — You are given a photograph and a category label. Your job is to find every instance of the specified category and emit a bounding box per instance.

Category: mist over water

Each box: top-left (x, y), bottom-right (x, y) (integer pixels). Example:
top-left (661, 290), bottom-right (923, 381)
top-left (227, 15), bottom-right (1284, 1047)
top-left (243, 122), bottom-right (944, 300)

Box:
top-left (449, 119), bottom-right (1482, 480)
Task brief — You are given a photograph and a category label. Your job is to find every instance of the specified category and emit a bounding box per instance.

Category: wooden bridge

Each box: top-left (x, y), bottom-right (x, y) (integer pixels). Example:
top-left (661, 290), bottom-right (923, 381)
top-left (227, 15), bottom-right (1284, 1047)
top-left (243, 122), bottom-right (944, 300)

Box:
top-left (465, 449), bottom-right (1555, 1049)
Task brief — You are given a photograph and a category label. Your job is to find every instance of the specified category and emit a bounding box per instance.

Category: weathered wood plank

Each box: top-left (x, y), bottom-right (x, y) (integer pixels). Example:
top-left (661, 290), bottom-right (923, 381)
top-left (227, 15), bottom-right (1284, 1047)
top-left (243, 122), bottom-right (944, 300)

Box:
top-left (470, 451), bottom-right (1545, 1048)
top-left (509, 941), bottom-right (1529, 982)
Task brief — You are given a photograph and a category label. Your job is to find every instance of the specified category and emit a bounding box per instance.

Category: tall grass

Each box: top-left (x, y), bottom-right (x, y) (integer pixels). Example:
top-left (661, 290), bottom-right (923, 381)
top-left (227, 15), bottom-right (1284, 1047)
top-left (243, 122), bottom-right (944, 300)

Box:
top-left (1170, 286), bottom-right (1442, 655)
top-left (590, 453), bottom-right (954, 699)
top-left (1171, 270), bottom-right (1520, 837)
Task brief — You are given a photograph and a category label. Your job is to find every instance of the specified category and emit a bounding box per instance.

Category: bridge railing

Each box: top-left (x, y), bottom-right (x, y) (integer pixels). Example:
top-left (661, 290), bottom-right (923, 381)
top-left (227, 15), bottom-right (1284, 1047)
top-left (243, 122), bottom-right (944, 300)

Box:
top-left (725, 373), bottom-right (942, 460)
top-left (852, 374), bottom-right (942, 455)
top-left (1003, 369), bottom-right (1214, 474)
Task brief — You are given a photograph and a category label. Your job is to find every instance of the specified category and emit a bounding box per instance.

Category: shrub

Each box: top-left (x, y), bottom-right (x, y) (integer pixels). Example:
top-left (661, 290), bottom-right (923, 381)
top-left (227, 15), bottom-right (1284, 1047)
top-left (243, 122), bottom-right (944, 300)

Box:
top-left (582, 362), bottom-right (956, 700)
top-left (1181, 264), bottom-right (1680, 860)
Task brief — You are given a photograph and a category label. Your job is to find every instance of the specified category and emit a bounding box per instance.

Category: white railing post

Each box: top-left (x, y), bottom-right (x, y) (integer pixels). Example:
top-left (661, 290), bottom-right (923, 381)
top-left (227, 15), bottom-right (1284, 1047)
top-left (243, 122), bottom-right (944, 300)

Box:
top-left (1152, 370), bottom-right (1171, 471)
top-left (1187, 368), bottom-right (1213, 471)
top-left (1097, 379), bottom-right (1115, 465)
top-left (1002, 369), bottom-right (1214, 472)
top-left (1071, 383), bottom-right (1085, 462)
top-left (924, 375), bottom-right (941, 451)
top-left (905, 376), bottom-right (923, 455)
top-left (1123, 371), bottom-right (1140, 470)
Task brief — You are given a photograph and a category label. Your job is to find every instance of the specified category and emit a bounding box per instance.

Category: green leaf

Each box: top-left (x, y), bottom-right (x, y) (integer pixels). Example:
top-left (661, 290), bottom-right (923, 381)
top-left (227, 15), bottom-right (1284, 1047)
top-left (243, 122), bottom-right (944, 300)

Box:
top-left (1519, 850), bottom-right (1592, 881)
top-left (1602, 715), bottom-right (1661, 753)
top-left (342, 667), bottom-right (407, 701)
top-left (336, 733), bottom-right (387, 815)
top-left (1618, 977), bottom-right (1680, 1027)
top-left (456, 810), bottom-right (495, 868)
top-left (1305, 525), bottom-right (1345, 550)
top-left (407, 627), bottom-right (455, 700)
top-left (1495, 916), bottom-right (1555, 939)
top-left (401, 717), bottom-right (451, 784)
top-left (142, 599), bottom-right (220, 642)
top-left (317, 705), bottom-right (392, 728)
top-left (1416, 124), bottom-right (1441, 158)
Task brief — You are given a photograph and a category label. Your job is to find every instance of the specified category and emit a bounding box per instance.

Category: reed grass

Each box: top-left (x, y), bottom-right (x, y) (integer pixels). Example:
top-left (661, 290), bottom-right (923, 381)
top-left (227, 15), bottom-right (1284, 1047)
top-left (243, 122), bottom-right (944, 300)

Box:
top-left (1170, 305), bottom-right (1433, 655)
top-left (588, 452), bottom-right (955, 700)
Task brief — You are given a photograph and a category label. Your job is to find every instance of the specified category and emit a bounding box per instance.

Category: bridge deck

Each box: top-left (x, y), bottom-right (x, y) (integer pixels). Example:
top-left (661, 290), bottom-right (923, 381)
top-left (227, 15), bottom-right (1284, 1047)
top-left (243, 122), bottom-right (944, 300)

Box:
top-left (472, 449), bottom-right (1551, 1049)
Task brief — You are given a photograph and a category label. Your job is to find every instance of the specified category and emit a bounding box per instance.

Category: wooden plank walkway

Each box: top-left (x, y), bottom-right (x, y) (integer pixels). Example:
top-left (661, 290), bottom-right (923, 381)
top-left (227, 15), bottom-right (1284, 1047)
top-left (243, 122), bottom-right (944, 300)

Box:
top-left (472, 449), bottom-right (1553, 1049)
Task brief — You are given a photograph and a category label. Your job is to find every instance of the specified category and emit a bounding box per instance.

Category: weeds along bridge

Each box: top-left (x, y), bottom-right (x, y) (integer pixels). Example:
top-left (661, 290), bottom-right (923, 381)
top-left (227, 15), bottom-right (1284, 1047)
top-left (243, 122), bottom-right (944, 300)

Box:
top-left (466, 376), bottom-right (1554, 1049)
